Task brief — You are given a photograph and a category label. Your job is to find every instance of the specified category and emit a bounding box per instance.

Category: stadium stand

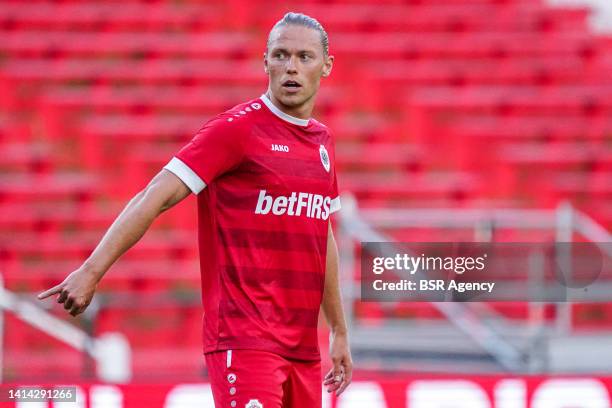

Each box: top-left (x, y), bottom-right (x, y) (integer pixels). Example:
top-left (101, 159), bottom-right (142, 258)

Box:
top-left (0, 0), bottom-right (610, 382)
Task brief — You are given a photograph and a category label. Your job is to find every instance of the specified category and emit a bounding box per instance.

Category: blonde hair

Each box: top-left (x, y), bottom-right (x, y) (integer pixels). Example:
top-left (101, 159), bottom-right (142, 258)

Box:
top-left (267, 12), bottom-right (329, 57)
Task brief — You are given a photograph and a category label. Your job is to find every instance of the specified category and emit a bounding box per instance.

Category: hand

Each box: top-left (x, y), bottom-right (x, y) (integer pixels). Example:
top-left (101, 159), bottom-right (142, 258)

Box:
top-left (37, 267), bottom-right (99, 317)
top-left (323, 331), bottom-right (353, 396)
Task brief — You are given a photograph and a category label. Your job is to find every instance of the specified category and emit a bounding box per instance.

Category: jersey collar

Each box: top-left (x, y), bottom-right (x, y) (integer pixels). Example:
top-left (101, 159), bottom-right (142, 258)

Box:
top-left (260, 93), bottom-right (310, 127)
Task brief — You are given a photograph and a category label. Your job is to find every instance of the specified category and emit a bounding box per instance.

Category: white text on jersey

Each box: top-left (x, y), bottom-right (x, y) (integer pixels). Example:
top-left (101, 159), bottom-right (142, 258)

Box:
top-left (255, 190), bottom-right (331, 220)
top-left (271, 144), bottom-right (289, 152)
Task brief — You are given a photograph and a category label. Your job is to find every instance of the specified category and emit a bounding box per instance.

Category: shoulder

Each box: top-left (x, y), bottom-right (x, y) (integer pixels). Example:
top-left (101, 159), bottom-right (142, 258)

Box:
top-left (310, 118), bottom-right (334, 138)
top-left (309, 117), bottom-right (330, 132)
top-left (309, 118), bottom-right (336, 149)
top-left (198, 97), bottom-right (263, 136)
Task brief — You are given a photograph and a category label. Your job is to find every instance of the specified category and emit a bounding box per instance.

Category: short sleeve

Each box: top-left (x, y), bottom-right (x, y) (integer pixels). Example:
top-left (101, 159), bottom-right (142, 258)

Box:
top-left (163, 117), bottom-right (244, 194)
top-left (330, 167), bottom-right (341, 214)
top-left (329, 139), bottom-right (341, 213)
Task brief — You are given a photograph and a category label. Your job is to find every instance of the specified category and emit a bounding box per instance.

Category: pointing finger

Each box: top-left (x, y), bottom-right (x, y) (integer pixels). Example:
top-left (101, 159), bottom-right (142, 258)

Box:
top-left (37, 285), bottom-right (63, 300)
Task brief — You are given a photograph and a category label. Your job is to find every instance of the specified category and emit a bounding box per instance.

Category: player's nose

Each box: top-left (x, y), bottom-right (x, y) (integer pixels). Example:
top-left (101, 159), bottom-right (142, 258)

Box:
top-left (285, 56), bottom-right (298, 73)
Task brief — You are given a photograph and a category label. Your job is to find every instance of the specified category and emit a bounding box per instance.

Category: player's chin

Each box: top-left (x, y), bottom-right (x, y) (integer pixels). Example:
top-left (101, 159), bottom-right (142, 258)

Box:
top-left (278, 90), bottom-right (308, 106)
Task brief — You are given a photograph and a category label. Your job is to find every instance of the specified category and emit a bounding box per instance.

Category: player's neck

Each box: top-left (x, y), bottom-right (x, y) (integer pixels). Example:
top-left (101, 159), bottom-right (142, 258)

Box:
top-left (264, 90), bottom-right (313, 121)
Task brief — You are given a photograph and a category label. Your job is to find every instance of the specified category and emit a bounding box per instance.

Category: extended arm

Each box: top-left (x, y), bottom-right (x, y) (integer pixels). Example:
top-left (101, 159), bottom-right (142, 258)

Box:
top-left (321, 221), bottom-right (352, 396)
top-left (37, 170), bottom-right (191, 316)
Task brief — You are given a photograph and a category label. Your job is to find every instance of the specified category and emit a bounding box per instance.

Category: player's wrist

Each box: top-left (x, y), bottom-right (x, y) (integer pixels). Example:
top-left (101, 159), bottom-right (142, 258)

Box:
top-left (81, 260), bottom-right (106, 283)
top-left (329, 326), bottom-right (348, 338)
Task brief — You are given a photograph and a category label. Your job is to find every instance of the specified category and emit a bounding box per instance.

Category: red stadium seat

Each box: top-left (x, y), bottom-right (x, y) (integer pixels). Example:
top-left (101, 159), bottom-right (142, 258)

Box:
top-left (0, 3), bottom-right (224, 32)
top-left (0, 142), bottom-right (55, 175)
top-left (340, 171), bottom-right (482, 203)
top-left (0, 31), bottom-right (259, 59)
top-left (0, 173), bottom-right (95, 205)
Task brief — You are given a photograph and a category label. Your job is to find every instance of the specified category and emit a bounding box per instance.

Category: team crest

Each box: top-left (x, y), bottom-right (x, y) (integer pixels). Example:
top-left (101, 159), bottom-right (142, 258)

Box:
top-left (319, 145), bottom-right (330, 173)
top-left (245, 400), bottom-right (263, 408)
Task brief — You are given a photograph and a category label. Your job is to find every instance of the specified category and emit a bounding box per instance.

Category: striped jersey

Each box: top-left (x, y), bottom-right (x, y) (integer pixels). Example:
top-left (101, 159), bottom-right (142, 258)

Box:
top-left (163, 94), bottom-right (340, 361)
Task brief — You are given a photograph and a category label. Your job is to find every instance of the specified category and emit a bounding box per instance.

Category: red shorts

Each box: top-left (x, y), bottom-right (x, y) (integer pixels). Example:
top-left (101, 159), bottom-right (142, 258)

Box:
top-left (205, 349), bottom-right (322, 408)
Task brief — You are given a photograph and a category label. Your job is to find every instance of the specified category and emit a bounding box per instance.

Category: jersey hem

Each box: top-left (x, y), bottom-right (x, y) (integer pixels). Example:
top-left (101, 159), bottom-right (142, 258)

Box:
top-left (203, 342), bottom-right (321, 362)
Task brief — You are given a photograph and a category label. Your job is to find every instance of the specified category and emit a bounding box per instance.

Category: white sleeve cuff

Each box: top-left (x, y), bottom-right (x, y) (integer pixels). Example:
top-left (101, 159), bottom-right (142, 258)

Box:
top-left (330, 196), bottom-right (341, 214)
top-left (163, 157), bottom-right (206, 194)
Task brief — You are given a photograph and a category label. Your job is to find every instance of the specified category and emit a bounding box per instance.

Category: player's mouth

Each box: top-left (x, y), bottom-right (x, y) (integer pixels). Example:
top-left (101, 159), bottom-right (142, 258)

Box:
top-left (282, 80), bottom-right (302, 93)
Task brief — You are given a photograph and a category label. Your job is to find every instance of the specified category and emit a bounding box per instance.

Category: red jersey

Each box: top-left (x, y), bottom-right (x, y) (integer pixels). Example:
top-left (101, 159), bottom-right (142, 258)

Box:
top-left (163, 94), bottom-right (340, 361)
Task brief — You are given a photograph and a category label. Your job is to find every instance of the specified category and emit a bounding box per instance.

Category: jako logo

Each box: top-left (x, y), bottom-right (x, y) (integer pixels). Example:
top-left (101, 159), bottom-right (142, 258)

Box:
top-left (255, 190), bottom-right (331, 220)
top-left (271, 144), bottom-right (289, 152)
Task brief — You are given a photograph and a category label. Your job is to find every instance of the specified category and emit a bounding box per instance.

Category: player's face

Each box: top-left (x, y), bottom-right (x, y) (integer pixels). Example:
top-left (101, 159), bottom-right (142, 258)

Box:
top-left (264, 25), bottom-right (333, 114)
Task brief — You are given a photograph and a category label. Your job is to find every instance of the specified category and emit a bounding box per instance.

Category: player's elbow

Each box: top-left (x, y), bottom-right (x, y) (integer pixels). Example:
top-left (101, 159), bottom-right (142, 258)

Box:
top-left (138, 183), bottom-right (170, 216)
top-left (159, 198), bottom-right (175, 214)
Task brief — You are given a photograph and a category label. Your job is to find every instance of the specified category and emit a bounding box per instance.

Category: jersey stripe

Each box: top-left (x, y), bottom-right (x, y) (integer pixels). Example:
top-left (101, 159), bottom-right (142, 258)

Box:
top-left (219, 228), bottom-right (326, 252)
top-left (219, 300), bottom-right (319, 328)
top-left (224, 265), bottom-right (324, 291)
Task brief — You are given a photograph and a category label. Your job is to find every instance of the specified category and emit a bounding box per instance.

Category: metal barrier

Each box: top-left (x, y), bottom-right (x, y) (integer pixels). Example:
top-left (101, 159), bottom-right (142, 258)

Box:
top-left (0, 274), bottom-right (131, 383)
top-left (337, 193), bottom-right (612, 373)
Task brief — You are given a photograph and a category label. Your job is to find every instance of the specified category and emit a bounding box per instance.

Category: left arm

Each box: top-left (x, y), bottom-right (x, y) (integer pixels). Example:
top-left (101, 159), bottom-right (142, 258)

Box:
top-left (321, 221), bottom-right (352, 396)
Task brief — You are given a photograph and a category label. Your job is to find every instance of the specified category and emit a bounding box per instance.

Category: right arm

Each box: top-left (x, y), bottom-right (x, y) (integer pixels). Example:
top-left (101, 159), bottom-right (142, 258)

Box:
top-left (37, 169), bottom-right (191, 316)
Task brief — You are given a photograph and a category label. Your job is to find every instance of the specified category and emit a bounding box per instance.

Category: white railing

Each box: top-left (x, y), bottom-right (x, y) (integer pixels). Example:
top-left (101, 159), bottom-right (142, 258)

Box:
top-left (337, 193), bottom-right (611, 372)
top-left (0, 274), bottom-right (132, 383)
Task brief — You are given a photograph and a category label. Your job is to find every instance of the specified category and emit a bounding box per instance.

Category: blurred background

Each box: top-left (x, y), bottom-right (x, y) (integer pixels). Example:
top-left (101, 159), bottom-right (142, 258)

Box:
top-left (1, 0), bottom-right (611, 406)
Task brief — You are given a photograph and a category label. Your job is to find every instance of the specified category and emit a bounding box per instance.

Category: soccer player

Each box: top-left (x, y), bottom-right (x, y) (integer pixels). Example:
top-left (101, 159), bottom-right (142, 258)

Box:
top-left (37, 12), bottom-right (352, 407)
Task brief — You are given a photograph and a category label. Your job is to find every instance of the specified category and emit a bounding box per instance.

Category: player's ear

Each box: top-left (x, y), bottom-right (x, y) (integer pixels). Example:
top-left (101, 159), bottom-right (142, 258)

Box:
top-left (263, 52), bottom-right (269, 74)
top-left (322, 55), bottom-right (334, 78)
